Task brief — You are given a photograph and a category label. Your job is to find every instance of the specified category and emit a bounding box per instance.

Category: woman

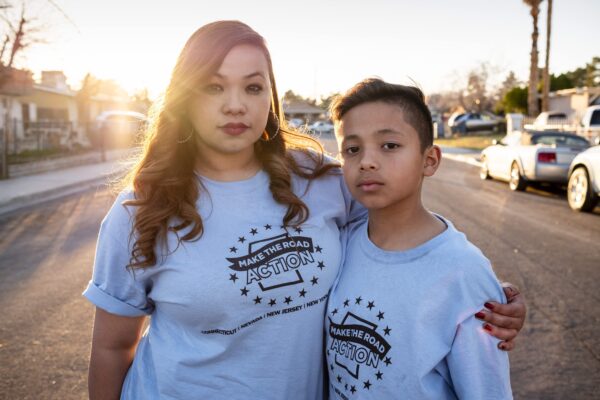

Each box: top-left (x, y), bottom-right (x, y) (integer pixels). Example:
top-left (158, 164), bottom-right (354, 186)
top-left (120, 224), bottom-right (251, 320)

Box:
top-left (85, 21), bottom-right (525, 400)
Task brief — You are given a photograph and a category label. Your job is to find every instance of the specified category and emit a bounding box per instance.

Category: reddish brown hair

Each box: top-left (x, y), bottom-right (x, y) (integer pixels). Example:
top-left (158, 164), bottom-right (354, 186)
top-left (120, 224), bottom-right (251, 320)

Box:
top-left (123, 21), bottom-right (337, 269)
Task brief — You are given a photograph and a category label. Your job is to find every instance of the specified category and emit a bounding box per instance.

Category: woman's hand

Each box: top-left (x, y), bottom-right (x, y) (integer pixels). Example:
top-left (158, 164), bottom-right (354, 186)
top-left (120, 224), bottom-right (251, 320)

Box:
top-left (475, 282), bottom-right (526, 351)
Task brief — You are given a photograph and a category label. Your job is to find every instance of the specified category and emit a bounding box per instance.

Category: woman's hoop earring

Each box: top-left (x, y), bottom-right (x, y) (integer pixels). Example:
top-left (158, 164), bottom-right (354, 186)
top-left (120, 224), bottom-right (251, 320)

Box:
top-left (261, 112), bottom-right (280, 142)
top-left (177, 128), bottom-right (194, 144)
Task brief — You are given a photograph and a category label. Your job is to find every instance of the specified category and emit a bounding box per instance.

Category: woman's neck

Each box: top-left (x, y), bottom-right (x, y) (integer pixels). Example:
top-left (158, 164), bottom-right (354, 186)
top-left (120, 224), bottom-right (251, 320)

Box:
top-left (194, 149), bottom-right (261, 181)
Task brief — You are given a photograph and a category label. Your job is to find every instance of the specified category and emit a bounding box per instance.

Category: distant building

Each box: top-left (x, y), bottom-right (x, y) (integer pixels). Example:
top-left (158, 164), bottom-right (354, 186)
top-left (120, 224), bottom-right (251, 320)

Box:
top-left (549, 87), bottom-right (600, 120)
top-left (282, 100), bottom-right (326, 123)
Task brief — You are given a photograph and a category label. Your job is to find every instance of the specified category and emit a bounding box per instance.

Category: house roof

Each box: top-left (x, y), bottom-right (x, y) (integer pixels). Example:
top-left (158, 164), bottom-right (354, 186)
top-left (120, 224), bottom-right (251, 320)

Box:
top-left (283, 101), bottom-right (324, 115)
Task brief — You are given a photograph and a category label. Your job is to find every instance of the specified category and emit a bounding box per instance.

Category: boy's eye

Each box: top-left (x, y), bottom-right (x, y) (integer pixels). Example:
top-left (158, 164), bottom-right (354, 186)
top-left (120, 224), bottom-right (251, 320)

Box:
top-left (382, 142), bottom-right (400, 150)
top-left (203, 83), bottom-right (223, 94)
top-left (343, 146), bottom-right (360, 155)
top-left (246, 84), bottom-right (263, 94)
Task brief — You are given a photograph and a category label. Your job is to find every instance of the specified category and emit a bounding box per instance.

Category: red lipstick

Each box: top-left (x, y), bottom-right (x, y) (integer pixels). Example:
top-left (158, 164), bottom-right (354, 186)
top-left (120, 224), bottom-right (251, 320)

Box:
top-left (221, 123), bottom-right (249, 135)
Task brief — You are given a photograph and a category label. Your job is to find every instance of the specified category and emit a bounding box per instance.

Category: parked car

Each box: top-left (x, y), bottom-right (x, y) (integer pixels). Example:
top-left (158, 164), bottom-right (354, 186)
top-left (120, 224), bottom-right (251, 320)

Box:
top-left (447, 112), bottom-right (465, 129)
top-left (286, 118), bottom-right (305, 129)
top-left (309, 120), bottom-right (334, 135)
top-left (94, 110), bottom-right (148, 148)
top-left (450, 112), bottom-right (501, 134)
top-left (576, 105), bottom-right (600, 145)
top-left (480, 130), bottom-right (590, 191)
top-left (567, 145), bottom-right (600, 212)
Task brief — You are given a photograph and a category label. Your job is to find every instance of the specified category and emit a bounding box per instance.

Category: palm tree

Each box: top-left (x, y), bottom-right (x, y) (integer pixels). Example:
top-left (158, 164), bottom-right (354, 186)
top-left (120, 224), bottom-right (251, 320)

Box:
top-left (542, 0), bottom-right (553, 112)
top-left (523, 0), bottom-right (543, 116)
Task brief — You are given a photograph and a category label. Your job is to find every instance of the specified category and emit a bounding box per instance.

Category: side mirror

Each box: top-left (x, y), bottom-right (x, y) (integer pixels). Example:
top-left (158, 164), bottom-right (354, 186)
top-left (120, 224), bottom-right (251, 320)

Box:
top-left (492, 139), bottom-right (499, 145)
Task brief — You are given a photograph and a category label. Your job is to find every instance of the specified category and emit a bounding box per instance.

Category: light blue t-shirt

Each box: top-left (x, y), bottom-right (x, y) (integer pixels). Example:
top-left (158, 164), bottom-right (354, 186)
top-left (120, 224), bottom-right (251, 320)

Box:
top-left (325, 216), bottom-right (512, 399)
top-left (84, 163), bottom-right (362, 400)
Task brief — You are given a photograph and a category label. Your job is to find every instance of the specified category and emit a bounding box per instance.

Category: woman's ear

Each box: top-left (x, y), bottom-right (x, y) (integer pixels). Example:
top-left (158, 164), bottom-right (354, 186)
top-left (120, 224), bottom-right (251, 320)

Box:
top-left (423, 145), bottom-right (442, 177)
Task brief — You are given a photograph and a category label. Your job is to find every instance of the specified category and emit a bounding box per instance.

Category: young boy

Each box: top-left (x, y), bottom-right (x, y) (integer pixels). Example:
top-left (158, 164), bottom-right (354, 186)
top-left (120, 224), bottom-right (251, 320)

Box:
top-left (325, 78), bottom-right (512, 399)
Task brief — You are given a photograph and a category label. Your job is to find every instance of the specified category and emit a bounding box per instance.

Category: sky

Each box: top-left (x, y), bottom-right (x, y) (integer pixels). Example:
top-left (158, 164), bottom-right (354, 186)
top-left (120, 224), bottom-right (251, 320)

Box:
top-left (8, 0), bottom-right (600, 101)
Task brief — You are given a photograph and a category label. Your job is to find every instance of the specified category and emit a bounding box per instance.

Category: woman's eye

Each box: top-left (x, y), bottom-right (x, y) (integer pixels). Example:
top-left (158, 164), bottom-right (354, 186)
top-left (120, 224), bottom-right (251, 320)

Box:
top-left (246, 84), bottom-right (263, 94)
top-left (382, 143), bottom-right (400, 150)
top-left (203, 84), bottom-right (223, 94)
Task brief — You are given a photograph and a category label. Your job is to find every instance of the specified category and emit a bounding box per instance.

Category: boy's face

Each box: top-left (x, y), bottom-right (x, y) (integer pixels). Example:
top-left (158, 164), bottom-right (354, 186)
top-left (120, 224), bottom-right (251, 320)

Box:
top-left (336, 101), bottom-right (440, 212)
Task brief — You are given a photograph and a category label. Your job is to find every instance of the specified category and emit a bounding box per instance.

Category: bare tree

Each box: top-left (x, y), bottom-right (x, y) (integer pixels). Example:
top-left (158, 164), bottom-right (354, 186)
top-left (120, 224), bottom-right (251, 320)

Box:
top-left (542, 0), bottom-right (552, 112)
top-left (523, 0), bottom-right (543, 116)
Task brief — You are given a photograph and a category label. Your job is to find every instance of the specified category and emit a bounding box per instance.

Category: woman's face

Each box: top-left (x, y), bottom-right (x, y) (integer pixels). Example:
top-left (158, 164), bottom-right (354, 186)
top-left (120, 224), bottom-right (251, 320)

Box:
top-left (187, 44), bottom-right (272, 162)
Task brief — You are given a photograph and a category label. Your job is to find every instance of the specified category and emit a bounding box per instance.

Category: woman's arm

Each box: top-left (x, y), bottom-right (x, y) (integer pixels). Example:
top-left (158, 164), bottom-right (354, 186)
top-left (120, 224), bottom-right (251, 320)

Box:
top-left (475, 283), bottom-right (527, 351)
top-left (89, 307), bottom-right (147, 400)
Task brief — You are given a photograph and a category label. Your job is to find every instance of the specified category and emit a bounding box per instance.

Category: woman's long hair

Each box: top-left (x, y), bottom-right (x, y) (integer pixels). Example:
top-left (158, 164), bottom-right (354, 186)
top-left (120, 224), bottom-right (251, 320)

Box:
top-left (123, 20), bottom-right (338, 269)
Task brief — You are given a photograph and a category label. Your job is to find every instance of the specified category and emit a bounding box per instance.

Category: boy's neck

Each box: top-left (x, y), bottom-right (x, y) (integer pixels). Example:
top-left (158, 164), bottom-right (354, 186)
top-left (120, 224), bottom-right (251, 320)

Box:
top-left (367, 197), bottom-right (446, 252)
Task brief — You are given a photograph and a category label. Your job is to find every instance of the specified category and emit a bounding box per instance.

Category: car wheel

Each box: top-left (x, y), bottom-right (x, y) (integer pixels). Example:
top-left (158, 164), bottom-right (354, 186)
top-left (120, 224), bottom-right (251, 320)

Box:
top-left (567, 167), bottom-right (598, 212)
top-left (509, 162), bottom-right (527, 191)
top-left (479, 157), bottom-right (491, 180)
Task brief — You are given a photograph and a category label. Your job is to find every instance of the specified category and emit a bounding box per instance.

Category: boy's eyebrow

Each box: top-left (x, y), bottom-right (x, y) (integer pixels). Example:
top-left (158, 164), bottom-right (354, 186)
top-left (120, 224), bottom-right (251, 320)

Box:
top-left (342, 128), bottom-right (405, 141)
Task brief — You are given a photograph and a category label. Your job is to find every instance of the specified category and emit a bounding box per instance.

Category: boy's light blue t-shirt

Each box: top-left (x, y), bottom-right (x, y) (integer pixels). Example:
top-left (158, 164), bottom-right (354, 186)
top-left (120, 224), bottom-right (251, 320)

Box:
top-left (326, 217), bottom-right (513, 399)
top-left (84, 165), bottom-right (362, 400)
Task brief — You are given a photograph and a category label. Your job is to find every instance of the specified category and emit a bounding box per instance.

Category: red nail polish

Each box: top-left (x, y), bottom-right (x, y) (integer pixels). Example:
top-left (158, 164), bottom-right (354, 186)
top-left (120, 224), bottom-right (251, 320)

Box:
top-left (483, 324), bottom-right (492, 332)
top-left (484, 302), bottom-right (495, 310)
top-left (475, 312), bottom-right (485, 319)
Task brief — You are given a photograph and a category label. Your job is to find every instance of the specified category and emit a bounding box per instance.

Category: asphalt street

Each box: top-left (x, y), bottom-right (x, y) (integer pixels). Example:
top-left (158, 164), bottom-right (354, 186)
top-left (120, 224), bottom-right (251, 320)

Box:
top-left (0, 158), bottom-right (598, 399)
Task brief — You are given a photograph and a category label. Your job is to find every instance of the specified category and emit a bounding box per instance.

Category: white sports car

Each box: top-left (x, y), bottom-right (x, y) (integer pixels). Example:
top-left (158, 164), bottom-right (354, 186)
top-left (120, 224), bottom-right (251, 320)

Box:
top-left (567, 145), bottom-right (600, 212)
top-left (480, 130), bottom-right (590, 191)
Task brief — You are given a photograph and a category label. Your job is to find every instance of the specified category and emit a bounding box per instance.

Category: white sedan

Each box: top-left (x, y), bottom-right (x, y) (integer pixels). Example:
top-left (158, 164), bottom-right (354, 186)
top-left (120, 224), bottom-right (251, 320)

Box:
top-left (309, 121), bottom-right (334, 135)
top-left (480, 130), bottom-right (590, 191)
top-left (567, 145), bottom-right (600, 212)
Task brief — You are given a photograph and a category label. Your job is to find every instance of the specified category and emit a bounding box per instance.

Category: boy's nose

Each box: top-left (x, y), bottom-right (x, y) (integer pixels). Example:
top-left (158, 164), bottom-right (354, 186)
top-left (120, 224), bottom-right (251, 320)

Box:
top-left (359, 154), bottom-right (379, 171)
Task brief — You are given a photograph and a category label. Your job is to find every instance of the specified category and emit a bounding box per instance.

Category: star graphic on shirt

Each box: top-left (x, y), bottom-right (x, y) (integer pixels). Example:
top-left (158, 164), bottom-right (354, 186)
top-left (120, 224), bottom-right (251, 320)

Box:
top-left (264, 224), bottom-right (272, 230)
top-left (253, 296), bottom-right (262, 304)
top-left (367, 301), bottom-right (375, 310)
top-left (250, 228), bottom-right (258, 235)
top-left (238, 236), bottom-right (246, 243)
top-left (384, 357), bottom-right (392, 366)
top-left (375, 371), bottom-right (383, 380)
top-left (343, 299), bottom-right (350, 307)
top-left (229, 273), bottom-right (238, 283)
top-left (299, 288), bottom-right (307, 297)
top-left (280, 224), bottom-right (286, 229)
top-left (363, 380), bottom-right (372, 390)
top-left (317, 261), bottom-right (325, 270)
top-left (337, 375), bottom-right (342, 383)
top-left (330, 363), bottom-right (335, 371)
top-left (344, 383), bottom-right (348, 390)
top-left (355, 296), bottom-right (362, 305)
top-left (377, 311), bottom-right (385, 320)
top-left (350, 386), bottom-right (356, 394)
top-left (311, 276), bottom-right (319, 285)
top-left (284, 296), bottom-right (293, 305)
top-left (294, 226), bottom-right (303, 233)
top-left (229, 246), bottom-right (238, 253)
top-left (315, 245), bottom-right (323, 253)
top-left (331, 308), bottom-right (338, 315)
top-left (269, 298), bottom-right (276, 307)
top-left (383, 326), bottom-right (391, 336)
top-left (240, 287), bottom-right (249, 296)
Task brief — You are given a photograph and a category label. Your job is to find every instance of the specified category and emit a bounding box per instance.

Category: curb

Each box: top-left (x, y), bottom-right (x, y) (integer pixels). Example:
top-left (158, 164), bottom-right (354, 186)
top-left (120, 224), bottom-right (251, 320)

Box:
top-left (442, 152), bottom-right (482, 167)
top-left (0, 169), bottom-right (127, 216)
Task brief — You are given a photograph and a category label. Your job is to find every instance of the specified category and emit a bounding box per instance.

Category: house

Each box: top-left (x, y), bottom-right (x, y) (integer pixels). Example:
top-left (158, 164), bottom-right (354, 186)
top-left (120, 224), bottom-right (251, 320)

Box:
top-left (282, 100), bottom-right (326, 124)
top-left (548, 87), bottom-right (600, 121)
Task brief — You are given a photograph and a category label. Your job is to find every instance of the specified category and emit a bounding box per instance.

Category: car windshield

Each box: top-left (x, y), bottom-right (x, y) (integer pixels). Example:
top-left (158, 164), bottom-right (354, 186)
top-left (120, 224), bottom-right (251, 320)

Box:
top-left (590, 110), bottom-right (600, 125)
top-left (531, 134), bottom-right (589, 147)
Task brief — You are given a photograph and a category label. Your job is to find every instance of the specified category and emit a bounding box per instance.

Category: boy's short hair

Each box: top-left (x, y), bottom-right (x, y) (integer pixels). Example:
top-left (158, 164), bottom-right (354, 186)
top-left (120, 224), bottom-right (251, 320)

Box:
top-left (330, 78), bottom-right (433, 151)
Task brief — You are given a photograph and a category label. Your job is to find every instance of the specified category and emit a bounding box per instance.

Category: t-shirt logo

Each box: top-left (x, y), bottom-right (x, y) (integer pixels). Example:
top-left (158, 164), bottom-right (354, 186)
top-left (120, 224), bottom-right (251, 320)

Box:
top-left (328, 299), bottom-right (392, 395)
top-left (225, 225), bottom-right (327, 307)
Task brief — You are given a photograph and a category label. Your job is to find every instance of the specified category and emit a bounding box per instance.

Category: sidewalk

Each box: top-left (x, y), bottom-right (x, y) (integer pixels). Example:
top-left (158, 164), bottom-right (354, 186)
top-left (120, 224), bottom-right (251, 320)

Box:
top-left (0, 149), bottom-right (137, 215)
top-left (439, 146), bottom-right (482, 167)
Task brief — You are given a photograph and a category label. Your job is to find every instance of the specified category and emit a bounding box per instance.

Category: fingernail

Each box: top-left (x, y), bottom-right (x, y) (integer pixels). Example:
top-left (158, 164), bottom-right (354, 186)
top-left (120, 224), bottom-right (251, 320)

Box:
top-left (498, 343), bottom-right (506, 351)
top-left (484, 302), bottom-right (495, 310)
top-left (475, 312), bottom-right (486, 320)
top-left (483, 324), bottom-right (492, 332)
